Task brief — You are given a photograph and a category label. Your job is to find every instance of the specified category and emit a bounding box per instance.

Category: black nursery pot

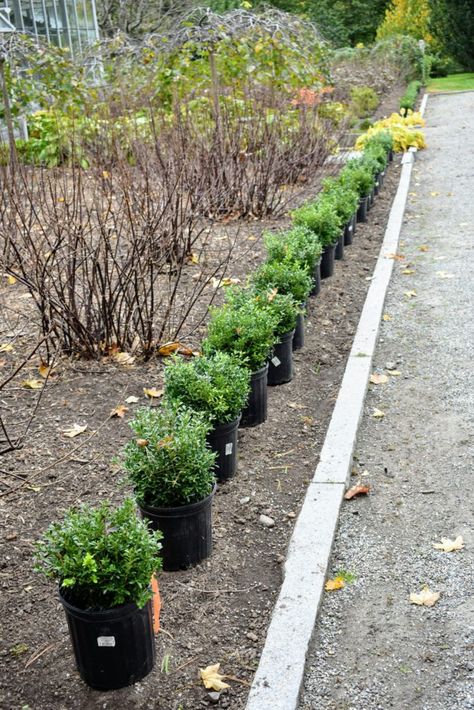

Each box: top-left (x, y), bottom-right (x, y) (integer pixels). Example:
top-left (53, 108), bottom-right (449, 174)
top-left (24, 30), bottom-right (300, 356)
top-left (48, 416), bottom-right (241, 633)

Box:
top-left (310, 258), bottom-right (322, 296)
top-left (368, 186), bottom-right (375, 209)
top-left (139, 487), bottom-right (215, 571)
top-left (357, 195), bottom-right (369, 223)
top-left (293, 306), bottom-right (306, 351)
top-left (60, 592), bottom-right (155, 691)
top-left (379, 170), bottom-right (385, 189)
top-left (344, 216), bottom-right (354, 246)
top-left (207, 415), bottom-right (240, 483)
top-left (240, 363), bottom-right (268, 427)
top-left (268, 330), bottom-right (294, 385)
top-left (374, 173), bottom-right (380, 196)
top-left (320, 243), bottom-right (336, 279)
top-left (388, 148), bottom-right (394, 162)
top-left (335, 232), bottom-right (344, 260)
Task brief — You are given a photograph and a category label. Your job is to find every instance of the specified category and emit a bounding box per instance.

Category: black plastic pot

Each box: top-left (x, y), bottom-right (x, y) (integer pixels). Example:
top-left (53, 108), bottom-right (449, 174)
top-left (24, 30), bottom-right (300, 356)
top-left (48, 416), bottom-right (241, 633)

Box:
top-left (60, 592), bottom-right (155, 690)
top-left (320, 243), bottom-right (336, 279)
top-left (335, 232), bottom-right (344, 260)
top-left (293, 307), bottom-right (305, 350)
top-left (357, 195), bottom-right (369, 223)
top-left (207, 415), bottom-right (240, 483)
top-left (268, 330), bottom-right (294, 385)
top-left (240, 364), bottom-right (268, 427)
top-left (344, 217), bottom-right (354, 246)
top-left (139, 487), bottom-right (215, 571)
top-left (368, 186), bottom-right (375, 209)
top-left (310, 258), bottom-right (322, 296)
top-left (379, 170), bottom-right (385, 189)
top-left (388, 149), bottom-right (394, 162)
top-left (374, 173), bottom-right (380, 196)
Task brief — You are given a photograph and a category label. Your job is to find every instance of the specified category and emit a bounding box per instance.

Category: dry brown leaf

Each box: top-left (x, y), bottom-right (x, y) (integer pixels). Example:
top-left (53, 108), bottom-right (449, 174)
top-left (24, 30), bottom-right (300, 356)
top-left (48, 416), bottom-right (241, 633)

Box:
top-left (158, 342), bottom-right (181, 356)
top-left (385, 253), bottom-right (405, 261)
top-left (344, 484), bottom-right (371, 500)
top-left (325, 577), bottom-right (345, 591)
top-left (287, 401), bottom-right (306, 410)
top-left (409, 586), bottom-right (440, 607)
top-left (136, 438), bottom-right (148, 447)
top-left (199, 663), bottom-right (230, 691)
top-left (370, 373), bottom-right (389, 385)
top-left (404, 290), bottom-right (417, 299)
top-left (21, 379), bottom-right (43, 390)
top-left (0, 343), bottom-right (14, 353)
top-left (110, 405), bottom-right (128, 419)
top-left (63, 423), bottom-right (88, 438)
top-left (401, 268), bottom-right (416, 275)
top-left (188, 253), bottom-right (199, 265)
top-left (372, 408), bottom-right (385, 419)
top-left (383, 313), bottom-right (392, 322)
top-left (266, 287), bottom-right (278, 303)
top-left (113, 351), bottom-right (135, 366)
top-left (387, 369), bottom-right (401, 376)
top-left (39, 362), bottom-right (57, 379)
top-left (143, 387), bottom-right (163, 399)
top-left (432, 535), bottom-right (464, 552)
top-left (125, 395), bottom-right (140, 404)
top-left (419, 245), bottom-right (429, 252)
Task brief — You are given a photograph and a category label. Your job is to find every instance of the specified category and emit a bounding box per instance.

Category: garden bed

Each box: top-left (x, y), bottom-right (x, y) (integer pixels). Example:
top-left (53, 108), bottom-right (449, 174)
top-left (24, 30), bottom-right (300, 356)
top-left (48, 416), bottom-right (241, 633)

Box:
top-left (0, 157), bottom-right (402, 710)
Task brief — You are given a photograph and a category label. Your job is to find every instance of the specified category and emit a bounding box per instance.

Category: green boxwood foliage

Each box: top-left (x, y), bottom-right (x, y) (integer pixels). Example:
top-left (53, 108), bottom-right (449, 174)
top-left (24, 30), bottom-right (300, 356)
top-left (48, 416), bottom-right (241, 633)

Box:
top-left (340, 159), bottom-right (374, 197)
top-left (292, 199), bottom-right (343, 247)
top-left (203, 288), bottom-right (278, 372)
top-left (34, 498), bottom-right (162, 610)
top-left (350, 86), bottom-right (379, 118)
top-left (400, 80), bottom-right (422, 114)
top-left (321, 177), bottom-right (360, 224)
top-left (255, 289), bottom-right (300, 336)
top-left (252, 259), bottom-right (313, 303)
top-left (163, 352), bottom-right (250, 424)
top-left (264, 226), bottom-right (322, 274)
top-left (123, 404), bottom-right (216, 508)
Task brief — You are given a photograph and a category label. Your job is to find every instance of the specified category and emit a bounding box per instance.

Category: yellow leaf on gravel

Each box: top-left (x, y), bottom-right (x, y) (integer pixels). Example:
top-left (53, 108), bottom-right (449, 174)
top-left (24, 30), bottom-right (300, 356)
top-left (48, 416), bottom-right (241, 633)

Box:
top-left (419, 245), bottom-right (429, 252)
top-left (385, 253), bottom-right (405, 261)
top-left (325, 576), bottom-right (345, 591)
top-left (113, 351), bottom-right (135, 366)
top-left (39, 362), bottom-right (57, 379)
top-left (432, 536), bottom-right (464, 552)
top-left (372, 408), bottom-right (385, 419)
top-left (387, 370), bottom-right (401, 376)
top-left (7, 275), bottom-right (16, 285)
top-left (409, 586), bottom-right (440, 607)
top-left (125, 395), bottom-right (140, 404)
top-left (404, 290), bottom-right (417, 299)
top-left (436, 271), bottom-right (454, 279)
top-left (188, 253), bottom-right (199, 264)
top-left (383, 314), bottom-right (392, 321)
top-left (63, 423), bottom-right (88, 438)
top-left (110, 405), bottom-right (128, 419)
top-left (21, 379), bottom-right (43, 390)
top-left (199, 663), bottom-right (230, 691)
top-left (0, 344), bottom-right (14, 353)
top-left (158, 342), bottom-right (194, 357)
top-left (370, 374), bottom-right (389, 385)
top-left (143, 387), bottom-right (163, 399)
top-left (401, 269), bottom-right (416, 275)
top-left (430, 191), bottom-right (439, 197)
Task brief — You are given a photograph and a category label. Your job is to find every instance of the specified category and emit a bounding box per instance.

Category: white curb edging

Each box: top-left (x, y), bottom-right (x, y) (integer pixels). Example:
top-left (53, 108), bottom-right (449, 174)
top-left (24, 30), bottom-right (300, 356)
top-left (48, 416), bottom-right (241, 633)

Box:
top-left (245, 144), bottom-right (421, 710)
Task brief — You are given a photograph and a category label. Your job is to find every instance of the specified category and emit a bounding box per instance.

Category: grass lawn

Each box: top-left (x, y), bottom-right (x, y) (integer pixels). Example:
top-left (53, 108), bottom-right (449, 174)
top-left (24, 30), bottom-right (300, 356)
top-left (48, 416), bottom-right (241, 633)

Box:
top-left (427, 72), bottom-right (474, 92)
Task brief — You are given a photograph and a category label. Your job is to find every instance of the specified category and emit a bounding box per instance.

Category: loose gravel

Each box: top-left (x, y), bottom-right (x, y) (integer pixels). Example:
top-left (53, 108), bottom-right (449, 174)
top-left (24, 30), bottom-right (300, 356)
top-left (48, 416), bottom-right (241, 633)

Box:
top-left (300, 92), bottom-right (474, 710)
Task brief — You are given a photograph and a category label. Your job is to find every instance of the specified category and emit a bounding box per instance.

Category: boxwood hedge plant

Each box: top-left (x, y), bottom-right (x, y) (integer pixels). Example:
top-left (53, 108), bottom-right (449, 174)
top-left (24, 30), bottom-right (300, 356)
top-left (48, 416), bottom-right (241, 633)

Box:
top-left (292, 199), bottom-right (343, 247)
top-left (321, 178), bottom-right (360, 224)
top-left (263, 226), bottom-right (322, 274)
top-left (203, 287), bottom-right (278, 372)
top-left (252, 259), bottom-right (313, 304)
top-left (256, 288), bottom-right (300, 336)
top-left (163, 351), bottom-right (251, 425)
top-left (123, 403), bottom-right (216, 508)
top-left (363, 140), bottom-right (388, 172)
top-left (34, 498), bottom-right (162, 610)
top-left (340, 159), bottom-right (374, 198)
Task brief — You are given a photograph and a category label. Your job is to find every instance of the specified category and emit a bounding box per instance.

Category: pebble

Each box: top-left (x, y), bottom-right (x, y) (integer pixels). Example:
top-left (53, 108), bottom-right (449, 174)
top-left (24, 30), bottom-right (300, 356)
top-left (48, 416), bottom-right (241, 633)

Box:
top-left (207, 691), bottom-right (221, 704)
top-left (259, 514), bottom-right (275, 528)
top-left (239, 496), bottom-right (250, 505)
top-left (385, 361), bottom-right (397, 370)
top-left (246, 631), bottom-right (258, 642)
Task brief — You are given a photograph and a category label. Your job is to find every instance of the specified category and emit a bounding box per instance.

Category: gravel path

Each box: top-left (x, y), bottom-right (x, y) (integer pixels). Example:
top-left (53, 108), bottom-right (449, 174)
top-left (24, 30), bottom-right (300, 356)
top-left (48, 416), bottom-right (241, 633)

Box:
top-left (300, 92), bottom-right (474, 710)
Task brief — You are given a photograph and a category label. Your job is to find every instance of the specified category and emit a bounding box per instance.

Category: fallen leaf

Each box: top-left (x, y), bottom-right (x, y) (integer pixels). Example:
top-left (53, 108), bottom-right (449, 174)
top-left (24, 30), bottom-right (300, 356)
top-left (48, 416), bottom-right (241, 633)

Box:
top-left (0, 343), bottom-right (14, 353)
top-left (430, 191), bottom-right (439, 197)
top-left (39, 362), bottom-right (57, 379)
top-left (287, 401), bottom-right (306, 410)
top-left (344, 484), bottom-right (370, 500)
top-left (157, 341), bottom-right (193, 357)
top-left (432, 535), bottom-right (464, 552)
top-left (387, 369), bottom-right (401, 376)
top-left (199, 663), bottom-right (230, 691)
top-left (372, 408), bottom-right (385, 419)
top-left (383, 313), bottom-right (392, 321)
top-left (386, 253), bottom-right (405, 261)
top-left (325, 576), bottom-right (345, 591)
top-left (63, 423), bottom-right (88, 438)
top-left (188, 253), bottom-right (199, 265)
top-left (418, 245), bottom-right (429, 252)
top-left (404, 290), bottom-right (417, 299)
top-left (409, 586), bottom-right (440, 607)
top-left (401, 268), bottom-right (416, 275)
top-left (113, 351), bottom-right (135, 366)
top-left (125, 395), bottom-right (140, 404)
top-left (21, 379), bottom-right (43, 390)
top-left (436, 271), bottom-right (454, 279)
top-left (143, 387), bottom-right (163, 399)
top-left (7, 274), bottom-right (16, 285)
top-left (157, 435), bottom-right (174, 448)
top-left (110, 404), bottom-right (128, 418)
top-left (408, 191), bottom-right (417, 197)
top-left (370, 373), bottom-right (389, 385)
top-left (136, 438), bottom-right (149, 447)
top-left (102, 170), bottom-right (110, 179)
top-left (266, 287), bottom-right (279, 303)
top-left (221, 277), bottom-right (241, 287)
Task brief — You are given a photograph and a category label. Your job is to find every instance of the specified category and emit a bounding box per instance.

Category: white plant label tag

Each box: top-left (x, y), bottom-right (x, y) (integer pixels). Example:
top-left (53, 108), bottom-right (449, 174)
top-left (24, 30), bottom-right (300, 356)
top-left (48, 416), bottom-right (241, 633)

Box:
top-left (225, 443), bottom-right (233, 456)
top-left (348, 224), bottom-right (353, 232)
top-left (97, 636), bottom-right (116, 647)
top-left (271, 356), bottom-right (281, 367)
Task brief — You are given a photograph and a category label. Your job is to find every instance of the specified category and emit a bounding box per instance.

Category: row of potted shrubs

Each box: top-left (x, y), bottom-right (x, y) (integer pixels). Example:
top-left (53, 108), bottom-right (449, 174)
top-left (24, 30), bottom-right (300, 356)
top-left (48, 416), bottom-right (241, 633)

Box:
top-left (33, 129), bottom-right (395, 691)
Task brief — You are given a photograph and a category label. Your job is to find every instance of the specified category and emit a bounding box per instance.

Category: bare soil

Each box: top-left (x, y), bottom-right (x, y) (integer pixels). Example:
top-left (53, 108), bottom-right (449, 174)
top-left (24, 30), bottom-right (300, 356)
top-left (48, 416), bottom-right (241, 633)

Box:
top-left (0, 155), bottom-right (404, 710)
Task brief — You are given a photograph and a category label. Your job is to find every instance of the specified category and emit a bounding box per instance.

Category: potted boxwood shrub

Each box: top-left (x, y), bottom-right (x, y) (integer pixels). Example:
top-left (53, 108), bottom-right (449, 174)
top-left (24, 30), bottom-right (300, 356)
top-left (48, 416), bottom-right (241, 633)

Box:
top-left (340, 159), bottom-right (374, 223)
top-left (321, 177), bottom-right (359, 249)
top-left (163, 352), bottom-right (250, 482)
top-left (291, 200), bottom-right (342, 279)
top-left (363, 141), bottom-right (388, 196)
top-left (264, 225), bottom-right (323, 297)
top-left (203, 288), bottom-right (278, 427)
top-left (34, 498), bottom-right (162, 690)
top-left (255, 288), bottom-right (300, 385)
top-left (122, 403), bottom-right (216, 571)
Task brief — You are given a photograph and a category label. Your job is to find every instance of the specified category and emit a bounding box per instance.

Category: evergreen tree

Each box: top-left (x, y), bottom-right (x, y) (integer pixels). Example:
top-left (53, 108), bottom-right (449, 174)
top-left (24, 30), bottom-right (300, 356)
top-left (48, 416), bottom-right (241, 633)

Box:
top-left (429, 0), bottom-right (474, 69)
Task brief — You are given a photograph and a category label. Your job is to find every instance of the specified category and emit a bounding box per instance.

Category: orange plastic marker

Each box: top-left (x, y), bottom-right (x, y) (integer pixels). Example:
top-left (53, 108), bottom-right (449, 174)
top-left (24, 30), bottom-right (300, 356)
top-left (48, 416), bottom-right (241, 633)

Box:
top-left (151, 574), bottom-right (161, 634)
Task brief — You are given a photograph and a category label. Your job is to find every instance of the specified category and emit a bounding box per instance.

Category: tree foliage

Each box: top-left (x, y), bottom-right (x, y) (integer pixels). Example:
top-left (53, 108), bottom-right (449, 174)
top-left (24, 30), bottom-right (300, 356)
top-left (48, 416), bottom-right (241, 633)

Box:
top-left (377, 0), bottom-right (432, 41)
top-left (429, 0), bottom-right (474, 69)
